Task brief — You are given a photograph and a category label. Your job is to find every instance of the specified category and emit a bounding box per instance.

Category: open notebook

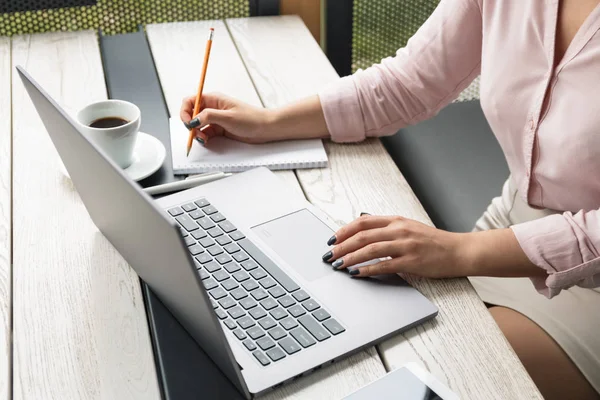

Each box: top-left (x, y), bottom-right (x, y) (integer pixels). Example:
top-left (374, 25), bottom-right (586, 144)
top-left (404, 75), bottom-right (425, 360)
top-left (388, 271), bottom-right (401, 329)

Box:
top-left (169, 118), bottom-right (328, 174)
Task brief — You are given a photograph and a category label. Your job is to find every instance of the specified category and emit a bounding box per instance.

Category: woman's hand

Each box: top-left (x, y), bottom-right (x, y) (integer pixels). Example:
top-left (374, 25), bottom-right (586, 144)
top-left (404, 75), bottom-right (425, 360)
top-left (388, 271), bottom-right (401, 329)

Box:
top-left (180, 92), bottom-right (275, 144)
top-left (322, 215), bottom-right (468, 278)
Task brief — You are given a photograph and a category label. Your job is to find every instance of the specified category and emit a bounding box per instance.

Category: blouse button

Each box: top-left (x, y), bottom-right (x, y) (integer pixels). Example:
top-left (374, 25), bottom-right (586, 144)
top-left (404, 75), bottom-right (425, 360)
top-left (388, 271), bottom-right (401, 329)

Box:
top-left (529, 119), bottom-right (535, 130)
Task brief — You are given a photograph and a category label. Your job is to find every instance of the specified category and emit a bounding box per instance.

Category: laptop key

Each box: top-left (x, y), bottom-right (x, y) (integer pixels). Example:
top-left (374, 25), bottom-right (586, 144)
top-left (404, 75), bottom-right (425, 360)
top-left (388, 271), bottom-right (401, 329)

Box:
top-left (288, 305), bottom-right (306, 318)
top-left (256, 336), bottom-right (275, 351)
top-left (252, 350), bottom-right (270, 366)
top-left (323, 319), bottom-right (345, 335)
top-left (312, 309), bottom-right (331, 322)
top-left (237, 316), bottom-right (256, 330)
top-left (196, 254), bottom-right (212, 264)
top-left (198, 217), bottom-right (215, 230)
top-left (219, 296), bottom-right (236, 309)
top-left (247, 326), bottom-right (265, 340)
top-left (191, 230), bottom-right (207, 240)
top-left (228, 306), bottom-right (246, 319)
top-left (208, 246), bottom-right (223, 256)
top-left (168, 207), bottom-right (184, 216)
top-left (176, 215), bottom-right (198, 232)
top-left (219, 221), bottom-right (237, 233)
top-left (204, 261), bottom-right (221, 273)
top-left (266, 347), bottom-right (286, 362)
top-left (290, 327), bottom-right (316, 348)
top-left (216, 254), bottom-right (232, 265)
top-left (210, 287), bottom-right (228, 300)
top-left (278, 337), bottom-right (301, 355)
top-left (188, 244), bottom-right (204, 256)
top-left (198, 269), bottom-right (209, 280)
top-left (224, 243), bottom-right (240, 254)
top-left (184, 236), bottom-right (196, 246)
top-left (242, 280), bottom-right (259, 291)
top-left (243, 339), bottom-right (257, 351)
top-left (215, 308), bottom-right (227, 320)
top-left (232, 271), bottom-right (250, 282)
top-left (292, 290), bottom-right (310, 303)
top-left (241, 261), bottom-right (259, 272)
top-left (269, 307), bottom-right (288, 321)
top-left (268, 286), bottom-right (285, 298)
top-left (232, 252), bottom-right (249, 263)
top-left (260, 298), bottom-right (278, 311)
top-left (259, 317), bottom-right (277, 331)
top-left (228, 230), bottom-right (245, 240)
top-left (216, 235), bottom-right (232, 246)
top-left (213, 270), bottom-right (229, 282)
top-left (233, 329), bottom-right (247, 340)
top-left (203, 278), bottom-right (218, 291)
top-left (224, 262), bottom-right (241, 273)
top-left (210, 299), bottom-right (219, 309)
top-left (251, 289), bottom-right (268, 301)
top-left (203, 205), bottom-right (218, 215)
top-left (178, 227), bottom-right (188, 237)
top-left (199, 237), bottom-right (215, 248)
top-left (223, 319), bottom-right (237, 330)
top-left (189, 210), bottom-right (204, 220)
top-left (268, 326), bottom-right (287, 341)
top-left (222, 279), bottom-right (239, 291)
top-left (259, 278), bottom-right (276, 289)
top-left (210, 213), bottom-right (226, 222)
top-left (249, 307), bottom-right (267, 320)
top-left (238, 238), bottom-right (300, 293)
top-left (301, 299), bottom-right (320, 312)
top-left (194, 198), bottom-right (210, 208)
top-left (280, 317), bottom-right (299, 331)
top-left (240, 297), bottom-right (257, 310)
top-left (182, 203), bottom-right (197, 212)
top-left (277, 295), bottom-right (295, 308)
top-left (249, 268), bottom-right (266, 279)
top-left (207, 227), bottom-right (223, 238)
top-left (230, 287), bottom-right (247, 301)
top-left (298, 315), bottom-right (331, 341)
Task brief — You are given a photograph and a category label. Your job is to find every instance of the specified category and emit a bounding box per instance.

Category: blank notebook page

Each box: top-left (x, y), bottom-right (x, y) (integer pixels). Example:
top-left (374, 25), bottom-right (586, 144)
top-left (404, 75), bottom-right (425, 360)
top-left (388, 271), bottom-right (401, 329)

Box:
top-left (170, 118), bottom-right (328, 174)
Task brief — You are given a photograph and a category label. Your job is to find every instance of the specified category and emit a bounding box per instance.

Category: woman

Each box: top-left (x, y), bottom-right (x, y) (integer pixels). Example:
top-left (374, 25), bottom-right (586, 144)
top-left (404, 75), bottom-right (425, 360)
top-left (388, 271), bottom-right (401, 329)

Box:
top-left (181, 1), bottom-right (600, 398)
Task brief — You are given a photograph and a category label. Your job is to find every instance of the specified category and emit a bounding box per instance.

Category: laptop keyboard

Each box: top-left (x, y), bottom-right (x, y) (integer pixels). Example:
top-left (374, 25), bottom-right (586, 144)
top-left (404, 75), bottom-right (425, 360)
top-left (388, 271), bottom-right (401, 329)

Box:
top-left (167, 198), bottom-right (345, 366)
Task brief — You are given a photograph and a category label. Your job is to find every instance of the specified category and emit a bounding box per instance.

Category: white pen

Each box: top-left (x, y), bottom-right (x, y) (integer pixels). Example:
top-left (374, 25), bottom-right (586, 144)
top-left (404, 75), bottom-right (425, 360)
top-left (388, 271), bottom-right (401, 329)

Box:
top-left (144, 172), bottom-right (231, 196)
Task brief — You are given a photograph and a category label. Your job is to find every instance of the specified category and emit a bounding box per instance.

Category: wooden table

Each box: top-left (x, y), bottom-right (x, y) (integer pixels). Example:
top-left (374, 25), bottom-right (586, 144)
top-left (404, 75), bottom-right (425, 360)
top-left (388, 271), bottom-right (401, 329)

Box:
top-left (2, 16), bottom-right (542, 400)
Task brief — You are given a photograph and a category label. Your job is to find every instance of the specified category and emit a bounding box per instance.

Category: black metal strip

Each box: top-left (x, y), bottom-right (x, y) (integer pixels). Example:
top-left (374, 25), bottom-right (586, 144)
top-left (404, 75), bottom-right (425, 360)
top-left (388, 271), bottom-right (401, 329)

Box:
top-left (252, 0), bottom-right (280, 16)
top-left (0, 0), bottom-right (95, 13)
top-left (98, 27), bottom-right (182, 189)
top-left (325, 0), bottom-right (353, 77)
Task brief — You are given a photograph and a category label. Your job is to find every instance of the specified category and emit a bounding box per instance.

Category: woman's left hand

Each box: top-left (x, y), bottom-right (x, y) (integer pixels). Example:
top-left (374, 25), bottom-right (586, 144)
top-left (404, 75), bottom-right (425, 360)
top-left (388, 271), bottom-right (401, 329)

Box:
top-left (323, 214), bottom-right (468, 278)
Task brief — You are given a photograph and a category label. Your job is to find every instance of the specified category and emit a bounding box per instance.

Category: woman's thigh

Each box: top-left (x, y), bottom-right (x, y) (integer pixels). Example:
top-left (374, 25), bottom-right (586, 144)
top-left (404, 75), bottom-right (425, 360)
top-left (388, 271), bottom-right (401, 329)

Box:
top-left (489, 306), bottom-right (599, 400)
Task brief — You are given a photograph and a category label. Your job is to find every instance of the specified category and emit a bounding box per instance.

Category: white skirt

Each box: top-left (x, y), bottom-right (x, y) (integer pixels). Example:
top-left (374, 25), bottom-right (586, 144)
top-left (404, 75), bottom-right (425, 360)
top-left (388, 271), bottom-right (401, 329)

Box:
top-left (468, 177), bottom-right (600, 393)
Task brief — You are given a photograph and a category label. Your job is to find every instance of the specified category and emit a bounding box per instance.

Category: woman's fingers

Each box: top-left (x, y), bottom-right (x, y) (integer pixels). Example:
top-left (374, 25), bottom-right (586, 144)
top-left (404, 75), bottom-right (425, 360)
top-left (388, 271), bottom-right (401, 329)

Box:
top-left (180, 96), bottom-right (196, 124)
top-left (331, 215), bottom-right (394, 245)
top-left (331, 241), bottom-right (400, 270)
top-left (324, 227), bottom-right (395, 262)
top-left (348, 258), bottom-right (404, 277)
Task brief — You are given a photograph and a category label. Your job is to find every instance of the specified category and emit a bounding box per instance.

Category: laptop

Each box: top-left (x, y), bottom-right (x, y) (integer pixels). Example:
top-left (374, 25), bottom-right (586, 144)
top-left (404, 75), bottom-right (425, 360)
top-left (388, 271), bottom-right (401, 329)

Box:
top-left (17, 66), bottom-right (438, 398)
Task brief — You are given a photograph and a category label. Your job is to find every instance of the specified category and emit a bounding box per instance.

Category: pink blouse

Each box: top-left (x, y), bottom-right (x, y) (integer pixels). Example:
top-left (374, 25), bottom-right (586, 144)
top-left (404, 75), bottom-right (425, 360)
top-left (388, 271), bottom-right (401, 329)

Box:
top-left (318, 0), bottom-right (600, 298)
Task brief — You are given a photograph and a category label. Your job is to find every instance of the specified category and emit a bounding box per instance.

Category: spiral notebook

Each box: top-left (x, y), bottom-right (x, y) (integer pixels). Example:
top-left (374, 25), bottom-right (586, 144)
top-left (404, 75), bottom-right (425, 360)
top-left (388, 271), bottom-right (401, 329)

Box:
top-left (169, 118), bottom-right (328, 174)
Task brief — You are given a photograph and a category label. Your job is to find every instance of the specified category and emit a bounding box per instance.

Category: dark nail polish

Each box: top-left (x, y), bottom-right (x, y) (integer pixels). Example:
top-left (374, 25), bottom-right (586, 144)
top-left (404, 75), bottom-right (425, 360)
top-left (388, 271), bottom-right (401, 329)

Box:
top-left (322, 251), bottom-right (333, 262)
top-left (332, 259), bottom-right (343, 269)
top-left (195, 137), bottom-right (205, 145)
top-left (360, 212), bottom-right (371, 216)
top-left (186, 117), bottom-right (201, 129)
top-left (327, 235), bottom-right (337, 246)
top-left (349, 269), bottom-right (359, 276)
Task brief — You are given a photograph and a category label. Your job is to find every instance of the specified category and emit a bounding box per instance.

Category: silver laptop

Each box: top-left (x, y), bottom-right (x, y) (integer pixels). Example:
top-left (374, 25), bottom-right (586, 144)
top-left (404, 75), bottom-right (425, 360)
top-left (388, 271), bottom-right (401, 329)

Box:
top-left (18, 66), bottom-right (438, 398)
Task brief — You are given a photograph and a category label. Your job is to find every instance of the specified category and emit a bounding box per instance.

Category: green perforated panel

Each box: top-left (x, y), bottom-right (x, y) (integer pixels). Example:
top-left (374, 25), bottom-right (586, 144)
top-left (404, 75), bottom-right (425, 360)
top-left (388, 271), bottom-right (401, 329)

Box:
top-left (352, 0), bottom-right (479, 101)
top-left (0, 0), bottom-right (249, 36)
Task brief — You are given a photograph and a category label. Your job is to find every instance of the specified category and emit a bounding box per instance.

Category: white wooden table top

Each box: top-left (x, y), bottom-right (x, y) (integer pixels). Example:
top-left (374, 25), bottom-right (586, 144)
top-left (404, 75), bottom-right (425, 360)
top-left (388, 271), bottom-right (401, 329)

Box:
top-left (1, 16), bottom-right (541, 400)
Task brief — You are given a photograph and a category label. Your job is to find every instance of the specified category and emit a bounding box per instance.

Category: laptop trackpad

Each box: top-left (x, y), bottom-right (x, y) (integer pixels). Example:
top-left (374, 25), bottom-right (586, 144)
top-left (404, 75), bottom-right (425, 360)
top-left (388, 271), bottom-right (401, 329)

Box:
top-left (251, 209), bottom-right (334, 282)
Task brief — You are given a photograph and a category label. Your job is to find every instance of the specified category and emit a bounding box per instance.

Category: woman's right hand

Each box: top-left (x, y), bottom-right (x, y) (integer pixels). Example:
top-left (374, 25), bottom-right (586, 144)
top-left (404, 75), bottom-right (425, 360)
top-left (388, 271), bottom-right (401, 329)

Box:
top-left (180, 92), bottom-right (274, 144)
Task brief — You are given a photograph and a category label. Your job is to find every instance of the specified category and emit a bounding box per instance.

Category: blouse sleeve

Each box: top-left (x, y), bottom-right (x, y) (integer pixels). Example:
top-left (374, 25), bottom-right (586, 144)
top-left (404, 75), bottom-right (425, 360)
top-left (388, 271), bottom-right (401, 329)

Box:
top-left (318, 0), bottom-right (483, 142)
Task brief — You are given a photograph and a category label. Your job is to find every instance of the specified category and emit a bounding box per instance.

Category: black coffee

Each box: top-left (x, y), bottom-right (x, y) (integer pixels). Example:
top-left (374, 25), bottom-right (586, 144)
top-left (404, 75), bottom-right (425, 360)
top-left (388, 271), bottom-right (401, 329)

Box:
top-left (89, 117), bottom-right (128, 129)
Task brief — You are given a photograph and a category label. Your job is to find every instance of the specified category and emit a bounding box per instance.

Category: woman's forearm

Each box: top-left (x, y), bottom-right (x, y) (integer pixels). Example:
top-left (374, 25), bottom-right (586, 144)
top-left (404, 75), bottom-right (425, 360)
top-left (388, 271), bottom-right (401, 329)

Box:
top-left (460, 228), bottom-right (547, 278)
top-left (264, 95), bottom-right (330, 141)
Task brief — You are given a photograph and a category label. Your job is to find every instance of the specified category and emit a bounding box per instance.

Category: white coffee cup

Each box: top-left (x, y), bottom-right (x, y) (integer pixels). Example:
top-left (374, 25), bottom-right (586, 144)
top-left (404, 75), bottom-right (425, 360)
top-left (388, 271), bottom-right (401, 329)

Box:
top-left (76, 100), bottom-right (141, 169)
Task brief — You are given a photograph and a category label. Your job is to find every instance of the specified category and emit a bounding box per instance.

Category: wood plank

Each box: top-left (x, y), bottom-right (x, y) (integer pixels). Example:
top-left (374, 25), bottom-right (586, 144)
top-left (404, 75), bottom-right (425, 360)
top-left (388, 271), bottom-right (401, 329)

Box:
top-left (11, 31), bottom-right (160, 400)
top-left (0, 36), bottom-right (11, 400)
top-left (147, 20), bottom-right (387, 399)
top-left (226, 15), bottom-right (542, 399)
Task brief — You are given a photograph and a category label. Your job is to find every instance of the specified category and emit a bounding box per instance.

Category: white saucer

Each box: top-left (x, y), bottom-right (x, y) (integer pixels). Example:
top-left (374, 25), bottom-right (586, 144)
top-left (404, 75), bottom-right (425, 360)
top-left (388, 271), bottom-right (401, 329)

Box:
top-left (60, 132), bottom-right (166, 182)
